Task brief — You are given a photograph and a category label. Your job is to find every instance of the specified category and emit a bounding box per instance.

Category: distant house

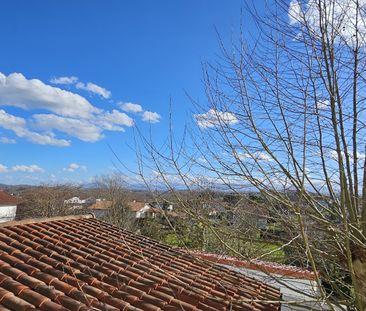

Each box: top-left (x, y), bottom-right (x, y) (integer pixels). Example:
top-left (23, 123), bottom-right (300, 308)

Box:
top-left (88, 200), bottom-right (112, 218)
top-left (83, 197), bottom-right (97, 205)
top-left (0, 190), bottom-right (17, 223)
top-left (88, 199), bottom-right (177, 220)
top-left (231, 202), bottom-right (271, 230)
top-left (64, 196), bottom-right (83, 205)
top-left (128, 200), bottom-right (177, 219)
top-left (149, 201), bottom-right (174, 211)
top-left (64, 196), bottom-right (96, 207)
top-left (127, 200), bottom-right (152, 218)
top-left (201, 200), bottom-right (230, 218)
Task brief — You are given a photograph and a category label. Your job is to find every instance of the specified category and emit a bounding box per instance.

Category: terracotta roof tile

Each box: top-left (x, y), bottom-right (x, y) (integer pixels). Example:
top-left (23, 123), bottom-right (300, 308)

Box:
top-left (127, 202), bottom-right (145, 212)
top-left (0, 215), bottom-right (281, 310)
top-left (88, 201), bottom-right (113, 210)
top-left (0, 192), bottom-right (17, 205)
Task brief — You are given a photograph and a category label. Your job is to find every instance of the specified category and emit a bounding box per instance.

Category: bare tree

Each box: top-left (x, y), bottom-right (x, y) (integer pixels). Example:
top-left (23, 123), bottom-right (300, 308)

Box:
top-left (17, 184), bottom-right (81, 219)
top-left (94, 174), bottom-right (137, 231)
top-left (134, 1), bottom-right (366, 309)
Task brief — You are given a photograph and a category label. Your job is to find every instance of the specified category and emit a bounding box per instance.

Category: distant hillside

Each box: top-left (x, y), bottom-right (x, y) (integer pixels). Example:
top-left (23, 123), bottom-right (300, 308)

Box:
top-left (0, 183), bottom-right (34, 194)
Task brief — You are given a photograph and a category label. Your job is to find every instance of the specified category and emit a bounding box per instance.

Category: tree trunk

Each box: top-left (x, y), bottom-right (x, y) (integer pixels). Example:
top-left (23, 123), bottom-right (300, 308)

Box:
top-left (352, 246), bottom-right (366, 310)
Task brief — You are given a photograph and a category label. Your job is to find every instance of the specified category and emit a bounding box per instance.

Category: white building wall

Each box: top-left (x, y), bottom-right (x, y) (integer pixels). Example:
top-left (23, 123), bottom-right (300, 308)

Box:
top-left (135, 205), bottom-right (151, 219)
top-left (64, 197), bottom-right (82, 204)
top-left (0, 205), bottom-right (17, 223)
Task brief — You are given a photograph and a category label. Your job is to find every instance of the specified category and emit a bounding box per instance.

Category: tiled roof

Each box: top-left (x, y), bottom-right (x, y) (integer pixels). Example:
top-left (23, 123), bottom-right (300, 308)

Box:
top-left (0, 191), bottom-right (17, 205)
top-left (127, 201), bottom-right (146, 212)
top-left (88, 201), bottom-right (113, 210)
top-left (189, 251), bottom-right (315, 280)
top-left (0, 215), bottom-right (281, 311)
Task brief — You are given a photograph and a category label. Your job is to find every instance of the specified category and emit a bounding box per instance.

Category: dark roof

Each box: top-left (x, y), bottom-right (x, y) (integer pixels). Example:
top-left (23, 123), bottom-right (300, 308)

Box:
top-left (0, 215), bottom-right (281, 310)
top-left (0, 191), bottom-right (17, 205)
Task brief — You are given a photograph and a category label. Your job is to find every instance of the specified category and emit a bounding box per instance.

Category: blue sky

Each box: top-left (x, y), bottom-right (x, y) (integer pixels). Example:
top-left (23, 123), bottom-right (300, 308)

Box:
top-left (0, 0), bottom-right (255, 185)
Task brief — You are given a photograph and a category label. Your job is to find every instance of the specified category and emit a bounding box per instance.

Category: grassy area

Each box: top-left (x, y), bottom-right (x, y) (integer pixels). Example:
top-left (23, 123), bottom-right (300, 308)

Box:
top-left (251, 241), bottom-right (286, 262)
top-left (164, 233), bottom-right (192, 247)
top-left (139, 217), bottom-right (287, 264)
top-left (163, 231), bottom-right (286, 263)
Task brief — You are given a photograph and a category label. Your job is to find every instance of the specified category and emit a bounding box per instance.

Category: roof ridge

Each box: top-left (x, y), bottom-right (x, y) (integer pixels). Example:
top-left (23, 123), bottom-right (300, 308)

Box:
top-left (0, 213), bottom-right (95, 228)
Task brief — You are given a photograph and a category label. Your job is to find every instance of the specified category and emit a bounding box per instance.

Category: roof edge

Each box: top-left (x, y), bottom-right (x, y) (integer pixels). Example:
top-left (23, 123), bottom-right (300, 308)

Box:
top-left (0, 213), bottom-right (95, 228)
top-left (189, 251), bottom-right (316, 280)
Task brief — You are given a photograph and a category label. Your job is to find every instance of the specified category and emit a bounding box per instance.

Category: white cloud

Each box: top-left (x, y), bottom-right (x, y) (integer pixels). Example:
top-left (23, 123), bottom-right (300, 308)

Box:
top-left (76, 82), bottom-right (111, 99)
top-left (50, 76), bottom-right (78, 85)
top-left (33, 110), bottom-right (134, 142)
top-left (51, 76), bottom-right (111, 99)
top-left (33, 114), bottom-right (103, 142)
top-left (63, 163), bottom-right (87, 172)
top-left (194, 109), bottom-right (238, 128)
top-left (238, 151), bottom-right (273, 162)
top-left (22, 131), bottom-right (70, 146)
top-left (0, 137), bottom-right (16, 144)
top-left (0, 164), bottom-right (8, 173)
top-left (0, 109), bottom-right (25, 129)
top-left (316, 99), bottom-right (329, 110)
top-left (0, 72), bottom-right (155, 146)
top-left (357, 152), bottom-right (366, 160)
top-left (0, 109), bottom-right (70, 146)
top-left (97, 110), bottom-right (134, 129)
top-left (142, 111), bottom-right (161, 123)
top-left (330, 150), bottom-right (343, 161)
top-left (119, 102), bottom-right (143, 113)
top-left (289, 0), bottom-right (366, 46)
top-left (288, 0), bottom-right (302, 25)
top-left (0, 72), bottom-right (99, 118)
top-left (197, 157), bottom-right (208, 163)
top-left (12, 164), bottom-right (44, 173)
top-left (330, 150), bottom-right (365, 162)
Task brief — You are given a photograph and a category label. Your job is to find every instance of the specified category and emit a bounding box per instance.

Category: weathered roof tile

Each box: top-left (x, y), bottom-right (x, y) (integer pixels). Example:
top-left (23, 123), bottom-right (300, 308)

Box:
top-left (0, 215), bottom-right (281, 310)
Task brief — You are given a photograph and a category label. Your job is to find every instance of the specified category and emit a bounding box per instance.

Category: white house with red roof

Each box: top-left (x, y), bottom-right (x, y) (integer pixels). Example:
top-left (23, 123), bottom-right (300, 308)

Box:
top-left (0, 190), bottom-right (17, 223)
